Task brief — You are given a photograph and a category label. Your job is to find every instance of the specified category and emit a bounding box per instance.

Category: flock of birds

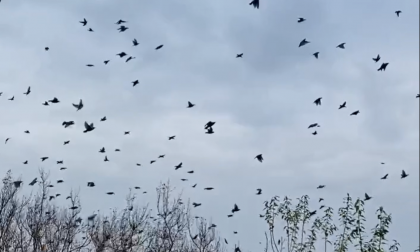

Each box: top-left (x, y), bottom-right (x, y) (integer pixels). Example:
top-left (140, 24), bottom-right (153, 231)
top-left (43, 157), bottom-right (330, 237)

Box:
top-left (0, 1), bottom-right (418, 250)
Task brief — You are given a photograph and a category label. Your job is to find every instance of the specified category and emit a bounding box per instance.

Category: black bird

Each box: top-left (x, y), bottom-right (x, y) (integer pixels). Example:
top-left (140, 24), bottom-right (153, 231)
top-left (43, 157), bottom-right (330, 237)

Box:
top-left (249, 0), bottom-right (259, 9)
top-left (181, 179), bottom-right (188, 181)
top-left (60, 167), bottom-right (67, 170)
top-left (13, 181), bottom-right (22, 188)
top-left (378, 63), bottom-right (389, 71)
top-left (57, 180), bottom-right (64, 183)
top-left (24, 130), bottom-right (30, 134)
top-left (192, 203), bottom-right (201, 208)
top-left (158, 155), bottom-right (165, 158)
top-left (175, 163), bottom-right (183, 170)
top-left (87, 182), bottom-right (95, 187)
top-left (299, 39), bottom-right (310, 47)
top-left (381, 174), bottom-right (388, 180)
top-left (116, 52), bottom-right (127, 58)
top-left (57, 161), bottom-right (63, 164)
top-left (49, 97), bottom-right (59, 103)
top-left (43, 101), bottom-right (49, 106)
top-left (227, 214), bottom-right (233, 218)
top-left (86, 64), bottom-right (94, 67)
top-left (132, 39), bottom-right (139, 46)
top-left (136, 163), bottom-right (141, 166)
top-left (73, 99), bottom-right (83, 111)
top-left (125, 56), bottom-right (135, 63)
top-left (236, 53), bottom-right (243, 58)
top-left (100, 116), bottom-right (107, 121)
top-left (401, 170), bottom-right (409, 179)
top-left (132, 80), bottom-right (139, 87)
top-left (336, 43), bottom-right (346, 49)
top-left (187, 101), bottom-right (195, 108)
top-left (104, 156), bottom-right (109, 162)
top-left (308, 123), bottom-right (320, 129)
top-left (192, 184), bottom-right (197, 188)
top-left (313, 52), bottom-right (319, 59)
top-left (205, 127), bottom-right (214, 134)
top-left (395, 10), bottom-right (402, 17)
top-left (134, 186), bottom-right (140, 189)
top-left (416, 94), bottom-right (419, 98)
top-left (312, 131), bottom-right (317, 135)
top-left (231, 204), bottom-right (240, 213)
top-left (155, 45), bottom-right (164, 50)
top-left (106, 192), bottom-right (115, 195)
top-left (319, 198), bottom-right (324, 202)
top-left (45, 47), bottom-right (49, 51)
top-left (255, 154), bottom-right (263, 163)
top-left (256, 189), bottom-right (262, 195)
top-left (115, 19), bottom-right (127, 25)
top-left (62, 121), bottom-right (74, 128)
top-left (124, 131), bottom-right (130, 135)
top-left (373, 54), bottom-right (381, 63)
top-left (64, 141), bottom-right (70, 145)
top-left (150, 160), bottom-right (156, 164)
top-left (350, 110), bottom-right (360, 116)
top-left (314, 97), bottom-right (322, 106)
top-left (117, 25), bottom-right (128, 32)
top-left (204, 187), bottom-right (214, 190)
top-left (79, 18), bottom-right (87, 26)
top-left (308, 210), bottom-right (317, 218)
top-left (88, 28), bottom-right (94, 32)
top-left (339, 102), bottom-right (347, 109)
top-left (23, 86), bottom-right (31, 95)
top-left (99, 147), bottom-right (105, 153)
top-left (364, 193), bottom-right (372, 201)
top-left (115, 149), bottom-right (121, 152)
top-left (41, 157), bottom-right (49, 162)
top-left (29, 178), bottom-right (37, 186)
top-left (317, 185), bottom-right (325, 189)
top-left (83, 122), bottom-right (95, 133)
top-left (205, 121), bottom-right (216, 129)
top-left (23, 161), bottom-right (28, 164)
top-left (169, 136), bottom-right (176, 140)
top-left (104, 60), bottom-right (110, 65)
top-left (187, 170), bottom-right (194, 174)
top-left (298, 17), bottom-right (306, 23)
top-left (8, 96), bottom-right (14, 101)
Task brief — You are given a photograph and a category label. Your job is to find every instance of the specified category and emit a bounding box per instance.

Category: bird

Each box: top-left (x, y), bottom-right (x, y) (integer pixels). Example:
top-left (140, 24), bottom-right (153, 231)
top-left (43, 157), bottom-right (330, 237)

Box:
top-left (62, 121), bottom-right (74, 128)
top-left (401, 170), bottom-right (409, 179)
top-left (125, 56), bottom-right (135, 63)
top-left (204, 187), bottom-right (214, 190)
top-left (298, 17), bottom-right (306, 23)
top-left (57, 180), bottom-right (64, 183)
top-left (8, 96), bottom-right (14, 101)
top-left (132, 39), bottom-right (139, 46)
top-left (115, 19), bottom-right (127, 25)
top-left (155, 45), bottom-right (164, 50)
top-left (60, 167), bottom-right (67, 170)
top-left (350, 110), bottom-right (360, 116)
top-left (49, 97), bottom-right (59, 103)
top-left (308, 123), bottom-right (320, 129)
top-left (175, 163), bottom-right (183, 170)
top-left (42, 101), bottom-right (49, 106)
top-left (205, 121), bottom-right (216, 129)
top-left (317, 185), bottom-right (325, 189)
top-left (158, 155), bottom-right (165, 158)
top-left (336, 43), bottom-right (346, 49)
top-left (87, 182), bottom-right (95, 187)
top-left (381, 174), bottom-right (388, 180)
top-left (187, 171), bottom-right (194, 174)
top-left (319, 198), bottom-right (324, 202)
top-left (313, 52), bottom-right (319, 59)
top-left (115, 149), bottom-right (121, 152)
top-left (88, 28), bottom-right (94, 32)
top-left (104, 156), bottom-right (109, 162)
top-left (255, 154), bottom-right (263, 163)
top-left (416, 94), bottom-right (419, 98)
top-left (116, 52), bottom-right (127, 58)
top-left (13, 181), bottom-right (22, 188)
top-left (236, 53), bottom-right (243, 58)
top-left (106, 192), bottom-right (115, 195)
top-left (23, 161), bottom-right (28, 165)
top-left (395, 10), bottom-right (402, 17)
top-left (100, 116), bottom-right (107, 121)
top-left (339, 102), bottom-right (347, 109)
top-left (249, 0), bottom-right (259, 9)
top-left (187, 101), bottom-right (195, 108)
top-left (104, 60), bottom-right (110, 65)
top-left (5, 138), bottom-right (10, 144)
top-left (29, 178), bottom-right (37, 186)
top-left (24, 130), bottom-right (30, 134)
top-left (373, 54), bottom-right (381, 63)
top-left (44, 47), bottom-right (49, 51)
top-left (168, 136), bottom-right (176, 140)
top-left (83, 122), bottom-right (95, 133)
top-left (231, 204), bottom-right (240, 213)
top-left (312, 131), bottom-right (317, 135)
top-left (86, 64), bottom-right (94, 67)
top-left (124, 131), bottom-right (130, 135)
top-left (40, 157), bottom-right (49, 162)
top-left (72, 99), bottom-right (83, 111)
top-left (314, 97), bottom-right (322, 106)
top-left (256, 189), bottom-right (262, 195)
top-left (99, 147), bottom-right (105, 153)
top-left (132, 80), bottom-right (139, 87)
top-left (192, 184), bottom-right (197, 188)
top-left (364, 193), bottom-right (372, 201)
top-left (79, 18), bottom-right (87, 26)
top-left (299, 39), bottom-right (310, 47)
top-left (192, 203), bottom-right (201, 208)
top-left (57, 161), bottom-right (63, 164)
top-left (378, 63), bottom-right (389, 71)
top-left (150, 160), bottom-right (156, 164)
top-left (23, 86), bottom-right (31, 95)
top-left (117, 25), bottom-right (128, 32)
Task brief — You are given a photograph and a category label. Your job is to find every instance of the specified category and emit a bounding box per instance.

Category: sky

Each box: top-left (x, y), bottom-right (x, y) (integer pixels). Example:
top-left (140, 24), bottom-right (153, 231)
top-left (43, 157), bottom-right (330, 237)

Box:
top-left (0, 0), bottom-right (418, 251)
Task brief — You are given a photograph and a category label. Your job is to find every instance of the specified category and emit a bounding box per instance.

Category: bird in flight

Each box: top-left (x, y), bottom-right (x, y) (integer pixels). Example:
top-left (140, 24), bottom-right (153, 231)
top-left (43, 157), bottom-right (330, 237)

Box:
top-left (100, 116), bottom-right (107, 121)
top-left (8, 96), bottom-right (14, 101)
top-left (117, 25), bottom-right (129, 32)
top-left (5, 138), bottom-right (10, 144)
top-left (187, 101), bottom-right (195, 108)
top-left (298, 17), bottom-right (306, 23)
top-left (299, 39), bottom-right (310, 47)
top-left (256, 189), bottom-right (262, 195)
top-left (401, 170), bottom-right (409, 179)
top-left (115, 19), bottom-right (127, 25)
top-left (313, 52), bottom-right (319, 59)
top-left (175, 163), bottom-right (183, 170)
top-left (308, 123), bottom-right (320, 129)
top-left (124, 131), bottom-right (130, 135)
top-left (126, 56), bottom-right (135, 63)
top-left (132, 39), bottom-right (139, 46)
top-left (339, 102), bottom-right (347, 109)
top-left (317, 185), bottom-right (325, 189)
top-left (155, 45), bottom-right (164, 50)
top-left (117, 52), bottom-right (127, 58)
top-left (132, 80), bottom-right (139, 87)
top-left (205, 127), bottom-right (214, 134)
top-left (83, 122), bottom-right (95, 133)
top-left (72, 99), bottom-right (84, 111)
top-left (312, 131), bottom-right (317, 135)
top-left (373, 54), bottom-right (381, 63)
top-left (205, 121), bottom-right (216, 129)
top-left (104, 60), bottom-right (110, 65)
top-left (381, 174), bottom-right (388, 180)
top-left (168, 136), bottom-right (176, 140)
top-left (249, 0), bottom-right (259, 9)
top-left (231, 204), bottom-right (240, 213)
top-left (364, 193), bottom-right (372, 201)
top-left (350, 110), bottom-right (360, 116)
top-left (41, 157), bottom-right (49, 162)
top-left (314, 97), bottom-right (322, 106)
top-left (236, 53), bottom-right (243, 58)
top-left (336, 43), bottom-right (346, 49)
top-left (255, 154), bottom-right (263, 163)
top-left (378, 63), bottom-right (389, 71)
top-left (23, 86), bottom-right (31, 95)
top-left (88, 28), bottom-right (94, 32)
top-left (395, 10), bottom-right (402, 17)
top-left (79, 18), bottom-right (87, 26)
top-left (49, 97), bottom-right (60, 103)
top-left (62, 121), bottom-right (74, 128)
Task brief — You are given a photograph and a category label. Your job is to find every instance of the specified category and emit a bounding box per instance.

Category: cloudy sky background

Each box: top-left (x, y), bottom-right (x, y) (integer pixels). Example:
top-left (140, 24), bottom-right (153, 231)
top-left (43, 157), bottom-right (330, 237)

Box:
top-left (0, 0), bottom-right (418, 250)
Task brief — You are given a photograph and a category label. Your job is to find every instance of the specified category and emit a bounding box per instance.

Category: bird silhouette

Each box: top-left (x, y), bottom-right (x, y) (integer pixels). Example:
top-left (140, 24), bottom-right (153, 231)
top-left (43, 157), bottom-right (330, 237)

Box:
top-left (104, 156), bottom-right (109, 162)
top-left (124, 131), bottom-right (130, 135)
top-left (205, 121), bottom-right (216, 129)
top-left (256, 189), bottom-right (262, 195)
top-left (104, 60), bottom-right (110, 65)
top-left (401, 170), bottom-right (409, 179)
top-left (373, 54), bottom-right (381, 63)
top-left (49, 97), bottom-right (59, 103)
top-left (249, 0), bottom-right (259, 9)
top-left (8, 96), bottom-right (14, 101)
top-left (132, 39), bottom-right (139, 46)
top-left (115, 19), bottom-right (127, 25)
top-left (339, 102), bottom-right (347, 109)
top-left (313, 52), bottom-right (319, 59)
top-left (132, 80), bottom-right (139, 87)
top-left (79, 18), bottom-right (87, 26)
top-left (72, 99), bottom-right (83, 111)
top-left (231, 204), bottom-right (240, 213)
top-left (255, 154), bottom-right (263, 163)
top-left (88, 28), bottom-right (94, 32)
top-left (168, 136), bottom-right (176, 140)
top-left (29, 178), bottom-right (37, 186)
top-left (364, 193), bottom-right (372, 201)
top-left (205, 127), bottom-right (214, 134)
top-left (116, 52), bottom-right (127, 58)
top-left (378, 62), bottom-right (389, 71)
top-left (314, 97), bottom-right (322, 106)
top-left (204, 187), bottom-right (214, 190)
top-left (336, 43), bottom-right (346, 49)
top-left (350, 110), bottom-right (360, 116)
top-left (118, 25), bottom-right (128, 32)
top-left (83, 122), bottom-right (95, 133)
top-left (317, 185), bottom-right (325, 189)
top-left (236, 53), bottom-right (243, 58)
top-left (99, 147), bottom-right (105, 153)
top-left (312, 131), bottom-right (318, 135)
top-left (125, 56), bottom-right (135, 63)
top-left (187, 101), bottom-right (195, 108)
top-left (308, 123), bottom-right (320, 129)
top-left (175, 163), bottom-right (183, 170)
top-left (395, 10), bottom-right (402, 17)
top-left (23, 86), bottom-right (31, 95)
top-left (41, 157), bottom-right (49, 162)
top-left (62, 121), bottom-right (74, 128)
top-left (63, 141), bottom-right (70, 145)
top-left (106, 192), bottom-right (115, 195)
top-left (158, 155), bottom-right (165, 158)
top-left (5, 138), bottom-right (10, 144)
top-left (298, 17), bottom-right (306, 23)
top-left (381, 174), bottom-right (388, 180)
top-left (155, 45), bottom-right (164, 50)
top-left (299, 39), bottom-right (310, 47)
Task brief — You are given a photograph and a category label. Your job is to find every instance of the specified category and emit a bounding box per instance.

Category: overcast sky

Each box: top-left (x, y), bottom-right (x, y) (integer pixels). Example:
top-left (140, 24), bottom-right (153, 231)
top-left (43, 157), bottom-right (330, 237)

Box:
top-left (0, 0), bottom-right (418, 250)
